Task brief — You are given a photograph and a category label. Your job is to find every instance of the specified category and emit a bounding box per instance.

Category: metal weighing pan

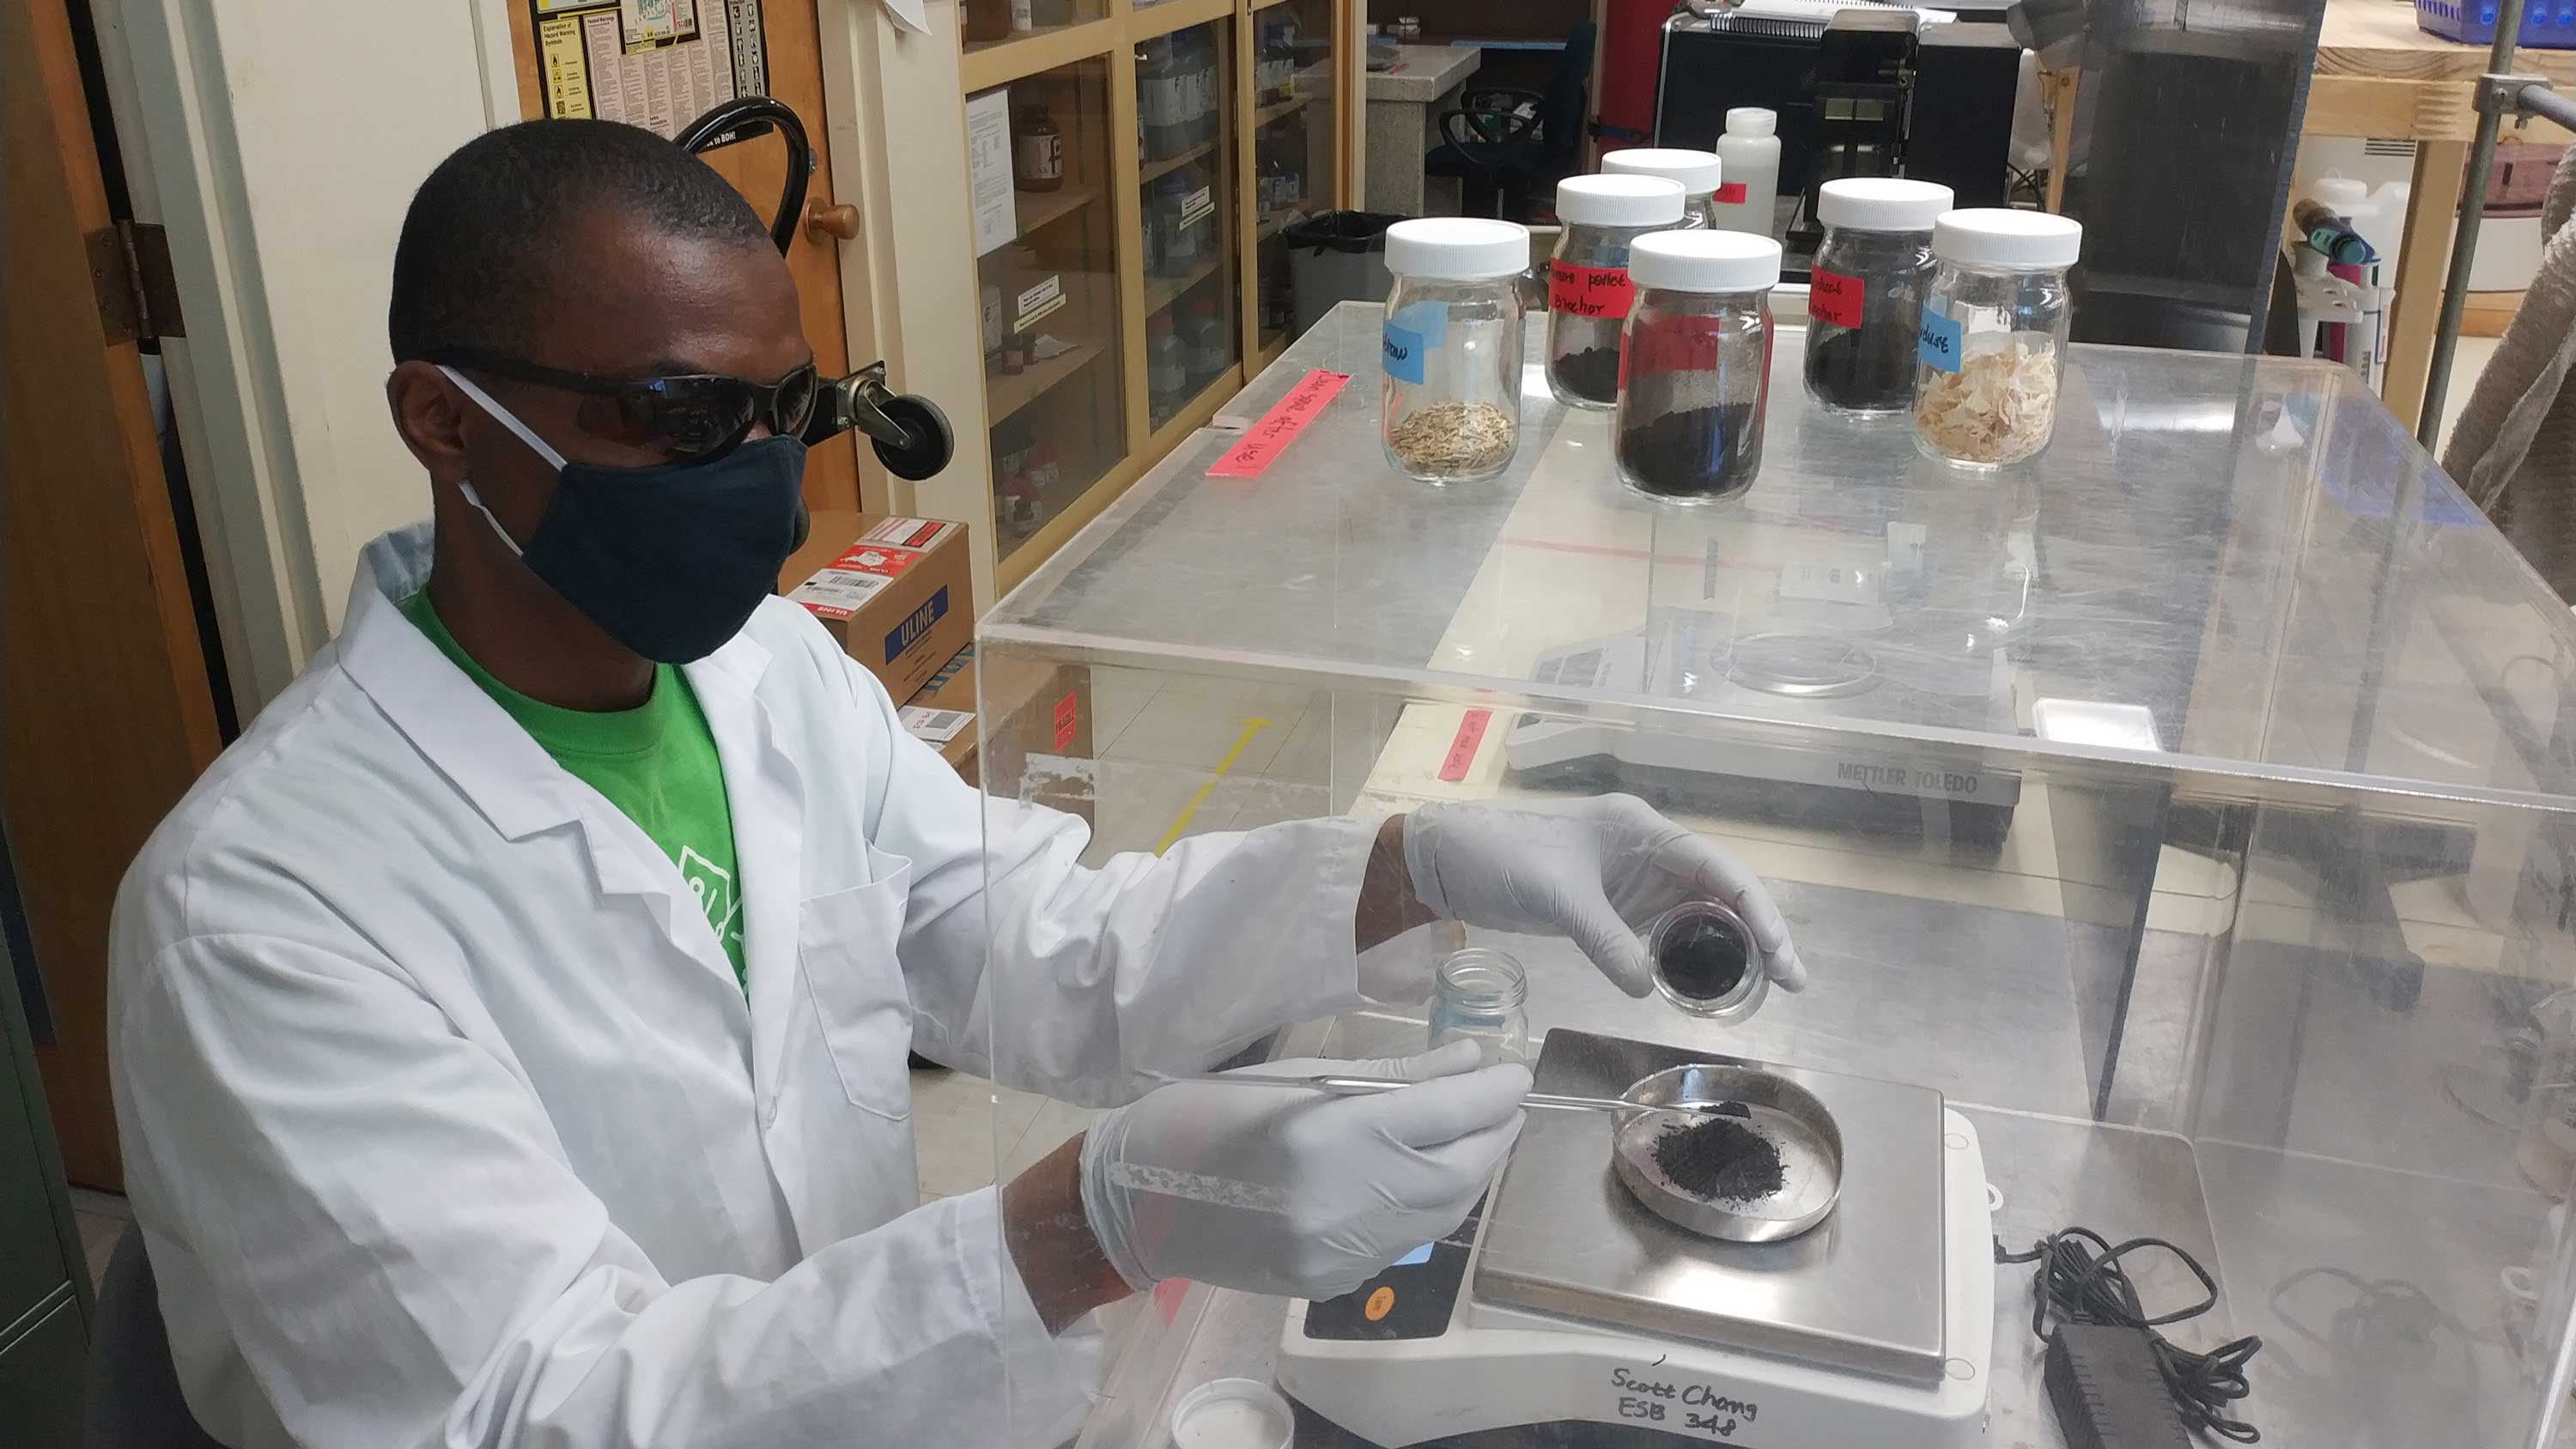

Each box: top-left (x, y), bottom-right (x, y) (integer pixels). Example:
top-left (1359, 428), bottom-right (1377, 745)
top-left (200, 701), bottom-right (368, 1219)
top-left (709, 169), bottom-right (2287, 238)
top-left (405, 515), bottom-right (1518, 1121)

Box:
top-left (1610, 1064), bottom-right (1844, 1242)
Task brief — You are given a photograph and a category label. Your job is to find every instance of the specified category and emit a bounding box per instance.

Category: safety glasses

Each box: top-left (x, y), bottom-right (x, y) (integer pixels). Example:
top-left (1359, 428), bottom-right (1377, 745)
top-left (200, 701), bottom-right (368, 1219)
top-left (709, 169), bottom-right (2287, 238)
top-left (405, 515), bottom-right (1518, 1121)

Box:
top-left (422, 348), bottom-right (819, 462)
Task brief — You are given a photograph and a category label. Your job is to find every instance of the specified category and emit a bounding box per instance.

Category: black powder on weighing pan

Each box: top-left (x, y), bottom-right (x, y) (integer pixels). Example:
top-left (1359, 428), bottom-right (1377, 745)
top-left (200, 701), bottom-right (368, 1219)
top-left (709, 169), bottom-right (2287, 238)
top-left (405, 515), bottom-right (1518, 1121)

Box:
top-left (1658, 914), bottom-right (1749, 1001)
top-left (1551, 345), bottom-right (1623, 404)
top-left (1652, 1112), bottom-right (1786, 1203)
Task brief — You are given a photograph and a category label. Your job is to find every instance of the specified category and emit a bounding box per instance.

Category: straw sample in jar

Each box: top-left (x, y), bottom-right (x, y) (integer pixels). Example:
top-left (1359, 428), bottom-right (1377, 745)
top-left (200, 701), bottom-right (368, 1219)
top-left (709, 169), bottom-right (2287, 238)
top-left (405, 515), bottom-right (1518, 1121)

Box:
top-left (1912, 209), bottom-right (2082, 468)
top-left (1612, 230), bottom-right (1782, 503)
top-left (1546, 174), bottom-right (1687, 409)
top-left (1380, 217), bottom-right (1531, 483)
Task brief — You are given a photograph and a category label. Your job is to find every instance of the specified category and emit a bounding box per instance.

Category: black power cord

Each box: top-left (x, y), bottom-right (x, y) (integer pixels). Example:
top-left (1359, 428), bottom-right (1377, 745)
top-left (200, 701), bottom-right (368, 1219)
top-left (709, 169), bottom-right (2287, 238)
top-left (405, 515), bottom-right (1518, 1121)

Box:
top-left (1997, 1228), bottom-right (2265, 1443)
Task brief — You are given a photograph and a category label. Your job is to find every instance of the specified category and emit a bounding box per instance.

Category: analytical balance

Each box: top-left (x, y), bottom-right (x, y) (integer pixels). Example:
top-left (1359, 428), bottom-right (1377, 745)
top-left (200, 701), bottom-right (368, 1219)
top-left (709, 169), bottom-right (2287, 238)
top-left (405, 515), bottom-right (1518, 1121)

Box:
top-left (1277, 1030), bottom-right (1995, 1448)
top-left (1504, 609), bottom-right (2025, 848)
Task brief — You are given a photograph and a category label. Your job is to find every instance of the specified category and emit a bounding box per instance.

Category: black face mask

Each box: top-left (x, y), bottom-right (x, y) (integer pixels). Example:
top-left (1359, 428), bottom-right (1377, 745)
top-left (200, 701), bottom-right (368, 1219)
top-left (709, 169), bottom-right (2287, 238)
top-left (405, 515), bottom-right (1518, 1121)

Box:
top-left (441, 366), bottom-right (806, 664)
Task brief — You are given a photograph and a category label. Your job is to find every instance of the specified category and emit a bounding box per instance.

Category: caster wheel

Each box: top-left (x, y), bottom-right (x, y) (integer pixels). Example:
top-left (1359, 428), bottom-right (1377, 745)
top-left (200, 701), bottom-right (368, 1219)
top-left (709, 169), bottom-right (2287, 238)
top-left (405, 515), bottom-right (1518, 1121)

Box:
top-left (872, 394), bottom-right (953, 480)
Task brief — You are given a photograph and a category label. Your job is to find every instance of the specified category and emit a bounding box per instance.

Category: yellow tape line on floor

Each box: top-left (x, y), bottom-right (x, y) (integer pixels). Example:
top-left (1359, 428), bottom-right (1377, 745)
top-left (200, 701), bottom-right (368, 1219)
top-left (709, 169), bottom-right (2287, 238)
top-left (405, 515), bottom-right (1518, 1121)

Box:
top-left (1153, 716), bottom-right (1272, 854)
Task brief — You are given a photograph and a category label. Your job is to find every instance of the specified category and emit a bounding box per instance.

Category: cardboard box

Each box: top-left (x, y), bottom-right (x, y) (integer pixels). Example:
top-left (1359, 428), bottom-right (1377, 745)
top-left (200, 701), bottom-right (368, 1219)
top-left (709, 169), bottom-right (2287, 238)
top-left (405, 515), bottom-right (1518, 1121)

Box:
top-left (900, 646), bottom-right (981, 775)
top-left (900, 645), bottom-right (1096, 825)
top-left (778, 512), bottom-right (973, 701)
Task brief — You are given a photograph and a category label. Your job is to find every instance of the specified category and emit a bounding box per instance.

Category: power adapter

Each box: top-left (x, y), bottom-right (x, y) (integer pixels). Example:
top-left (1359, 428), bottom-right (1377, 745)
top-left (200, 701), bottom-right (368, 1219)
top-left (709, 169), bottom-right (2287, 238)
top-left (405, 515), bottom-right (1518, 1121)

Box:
top-left (2044, 1322), bottom-right (2193, 1449)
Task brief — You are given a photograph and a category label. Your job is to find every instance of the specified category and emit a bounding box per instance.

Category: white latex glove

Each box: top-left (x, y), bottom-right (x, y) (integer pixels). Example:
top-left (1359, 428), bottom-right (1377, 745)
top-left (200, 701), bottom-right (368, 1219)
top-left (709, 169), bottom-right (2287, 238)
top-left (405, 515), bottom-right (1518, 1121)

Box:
top-left (1403, 793), bottom-right (1806, 997)
top-left (1079, 1040), bottom-right (1528, 1300)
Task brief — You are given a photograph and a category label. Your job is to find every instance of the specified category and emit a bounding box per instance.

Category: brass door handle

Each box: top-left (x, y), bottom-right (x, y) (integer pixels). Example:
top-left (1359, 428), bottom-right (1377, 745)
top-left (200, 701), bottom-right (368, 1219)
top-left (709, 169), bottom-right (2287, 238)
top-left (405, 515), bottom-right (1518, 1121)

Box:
top-left (804, 201), bottom-right (860, 243)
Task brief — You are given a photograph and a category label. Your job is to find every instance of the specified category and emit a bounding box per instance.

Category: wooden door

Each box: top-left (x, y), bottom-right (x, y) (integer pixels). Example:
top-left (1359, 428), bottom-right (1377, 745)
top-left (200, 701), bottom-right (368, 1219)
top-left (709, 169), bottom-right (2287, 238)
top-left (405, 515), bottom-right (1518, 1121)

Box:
top-left (3, 0), bottom-right (227, 1188)
top-left (503, 1), bottom-right (868, 513)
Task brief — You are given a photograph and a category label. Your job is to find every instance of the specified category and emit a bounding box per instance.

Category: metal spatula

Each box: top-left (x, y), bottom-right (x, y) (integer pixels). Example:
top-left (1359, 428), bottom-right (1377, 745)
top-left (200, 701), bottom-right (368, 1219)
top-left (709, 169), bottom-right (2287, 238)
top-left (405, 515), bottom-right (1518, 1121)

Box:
top-left (1145, 1069), bottom-right (1738, 1120)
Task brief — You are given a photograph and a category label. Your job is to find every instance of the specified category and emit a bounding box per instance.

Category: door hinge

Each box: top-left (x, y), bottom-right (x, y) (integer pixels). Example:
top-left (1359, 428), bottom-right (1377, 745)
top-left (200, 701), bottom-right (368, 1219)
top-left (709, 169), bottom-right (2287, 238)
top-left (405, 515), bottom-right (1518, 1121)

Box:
top-left (85, 220), bottom-right (185, 345)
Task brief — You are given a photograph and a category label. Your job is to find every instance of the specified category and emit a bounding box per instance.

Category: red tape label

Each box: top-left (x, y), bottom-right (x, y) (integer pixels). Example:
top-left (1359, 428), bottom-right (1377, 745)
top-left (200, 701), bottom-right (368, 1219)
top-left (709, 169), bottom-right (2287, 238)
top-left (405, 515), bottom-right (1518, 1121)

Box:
top-left (1207, 370), bottom-right (1352, 478)
top-left (1809, 268), bottom-right (1863, 329)
top-left (1547, 260), bottom-right (1636, 319)
top-left (1628, 317), bottom-right (1729, 376)
top-left (1052, 690), bottom-right (1079, 750)
top-left (1715, 181), bottom-right (1748, 204)
top-left (1440, 708), bottom-right (1493, 782)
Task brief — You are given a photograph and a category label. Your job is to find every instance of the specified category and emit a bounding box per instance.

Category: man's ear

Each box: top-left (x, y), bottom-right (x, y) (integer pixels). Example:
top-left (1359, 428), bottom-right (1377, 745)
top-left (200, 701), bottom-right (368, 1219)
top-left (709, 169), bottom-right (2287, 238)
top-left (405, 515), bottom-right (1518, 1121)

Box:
top-left (387, 361), bottom-right (470, 476)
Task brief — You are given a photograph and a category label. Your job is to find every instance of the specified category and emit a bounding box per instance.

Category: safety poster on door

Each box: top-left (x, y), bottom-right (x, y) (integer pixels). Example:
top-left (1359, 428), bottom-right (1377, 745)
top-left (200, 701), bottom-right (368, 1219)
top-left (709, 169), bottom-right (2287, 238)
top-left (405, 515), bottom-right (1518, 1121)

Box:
top-left (532, 0), bottom-right (770, 140)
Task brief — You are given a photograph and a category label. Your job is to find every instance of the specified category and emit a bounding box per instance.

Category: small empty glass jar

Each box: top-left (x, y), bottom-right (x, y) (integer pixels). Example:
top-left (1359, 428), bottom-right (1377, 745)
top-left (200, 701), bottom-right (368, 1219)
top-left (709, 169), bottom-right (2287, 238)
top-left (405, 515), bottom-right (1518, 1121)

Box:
top-left (1382, 217), bottom-right (1532, 484)
top-left (1428, 947), bottom-right (1530, 1065)
top-left (1613, 230), bottom-right (1781, 503)
top-left (1601, 148), bottom-right (1724, 229)
top-left (1802, 177), bottom-right (1951, 416)
top-left (1912, 209), bottom-right (2083, 469)
top-left (1546, 173), bottom-right (1687, 409)
top-left (1646, 900), bottom-right (1767, 1023)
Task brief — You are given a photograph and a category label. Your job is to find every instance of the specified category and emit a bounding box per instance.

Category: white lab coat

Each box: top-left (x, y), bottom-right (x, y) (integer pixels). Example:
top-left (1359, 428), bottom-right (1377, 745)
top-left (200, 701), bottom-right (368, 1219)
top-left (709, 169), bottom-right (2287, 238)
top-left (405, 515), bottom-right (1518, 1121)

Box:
top-left (108, 522), bottom-right (1386, 1449)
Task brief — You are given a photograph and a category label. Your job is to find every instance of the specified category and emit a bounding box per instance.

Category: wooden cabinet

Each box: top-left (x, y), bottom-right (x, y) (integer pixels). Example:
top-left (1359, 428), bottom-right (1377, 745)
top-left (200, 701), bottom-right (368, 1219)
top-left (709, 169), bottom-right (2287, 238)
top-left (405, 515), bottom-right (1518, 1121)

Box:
top-left (959, 0), bottom-right (1357, 593)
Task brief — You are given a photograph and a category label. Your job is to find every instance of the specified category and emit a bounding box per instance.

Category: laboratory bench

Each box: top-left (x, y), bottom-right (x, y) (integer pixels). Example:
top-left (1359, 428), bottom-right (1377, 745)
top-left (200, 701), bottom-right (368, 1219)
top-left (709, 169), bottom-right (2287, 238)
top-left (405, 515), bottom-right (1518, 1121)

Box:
top-left (980, 302), bottom-right (2576, 1446)
top-left (1364, 44), bottom-right (1482, 215)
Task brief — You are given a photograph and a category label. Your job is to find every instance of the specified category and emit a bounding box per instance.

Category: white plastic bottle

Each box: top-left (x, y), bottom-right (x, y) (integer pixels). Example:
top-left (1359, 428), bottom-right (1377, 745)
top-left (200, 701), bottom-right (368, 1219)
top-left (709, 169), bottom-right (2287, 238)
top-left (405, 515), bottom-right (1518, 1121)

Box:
top-left (1710, 107), bottom-right (1781, 239)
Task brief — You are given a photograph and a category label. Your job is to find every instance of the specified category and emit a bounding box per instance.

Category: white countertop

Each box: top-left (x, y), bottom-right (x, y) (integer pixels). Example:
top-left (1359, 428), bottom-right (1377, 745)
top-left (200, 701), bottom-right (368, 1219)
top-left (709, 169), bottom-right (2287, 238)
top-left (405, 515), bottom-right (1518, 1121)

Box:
top-left (1367, 42), bottom-right (1482, 103)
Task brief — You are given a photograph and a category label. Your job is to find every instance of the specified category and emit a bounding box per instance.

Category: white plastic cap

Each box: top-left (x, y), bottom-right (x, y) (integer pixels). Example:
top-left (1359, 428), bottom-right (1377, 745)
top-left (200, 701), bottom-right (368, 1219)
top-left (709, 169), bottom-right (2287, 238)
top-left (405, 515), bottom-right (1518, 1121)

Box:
top-left (1725, 106), bottom-right (1777, 137)
top-left (1556, 173), bottom-right (1687, 227)
top-left (1383, 217), bottom-right (1532, 281)
top-left (1819, 177), bottom-right (1954, 232)
top-left (1628, 229), bottom-right (1781, 293)
top-left (1601, 149), bottom-right (1724, 199)
top-left (2311, 177), bottom-right (2370, 209)
top-left (1932, 208), bottom-right (2082, 269)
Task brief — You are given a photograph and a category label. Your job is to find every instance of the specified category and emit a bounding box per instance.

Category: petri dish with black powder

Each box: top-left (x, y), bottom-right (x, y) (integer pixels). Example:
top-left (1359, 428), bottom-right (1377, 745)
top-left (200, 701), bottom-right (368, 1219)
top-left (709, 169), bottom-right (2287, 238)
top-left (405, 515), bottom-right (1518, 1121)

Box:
top-left (1645, 898), bottom-right (1768, 1022)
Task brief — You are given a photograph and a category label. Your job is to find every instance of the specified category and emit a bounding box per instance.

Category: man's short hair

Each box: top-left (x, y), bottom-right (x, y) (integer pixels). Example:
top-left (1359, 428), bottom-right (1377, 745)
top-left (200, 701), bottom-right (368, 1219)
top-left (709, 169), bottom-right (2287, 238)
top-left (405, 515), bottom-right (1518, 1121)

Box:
top-left (387, 118), bottom-right (770, 363)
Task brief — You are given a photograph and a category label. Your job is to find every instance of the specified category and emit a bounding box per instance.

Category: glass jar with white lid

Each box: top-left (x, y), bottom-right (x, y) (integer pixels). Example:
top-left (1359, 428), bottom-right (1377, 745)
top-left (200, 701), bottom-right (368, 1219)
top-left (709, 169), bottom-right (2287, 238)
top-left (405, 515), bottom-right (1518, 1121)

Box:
top-left (1381, 217), bottom-right (1532, 483)
top-left (1601, 148), bottom-right (1725, 229)
top-left (1545, 173), bottom-right (1686, 409)
top-left (1911, 209), bottom-right (2084, 468)
top-left (1802, 177), bottom-right (1952, 416)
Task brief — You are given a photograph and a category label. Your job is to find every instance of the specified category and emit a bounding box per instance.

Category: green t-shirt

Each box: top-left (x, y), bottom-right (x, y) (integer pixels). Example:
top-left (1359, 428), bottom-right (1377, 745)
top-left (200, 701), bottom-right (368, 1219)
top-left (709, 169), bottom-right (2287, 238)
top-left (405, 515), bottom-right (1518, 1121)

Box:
top-left (399, 591), bottom-right (748, 986)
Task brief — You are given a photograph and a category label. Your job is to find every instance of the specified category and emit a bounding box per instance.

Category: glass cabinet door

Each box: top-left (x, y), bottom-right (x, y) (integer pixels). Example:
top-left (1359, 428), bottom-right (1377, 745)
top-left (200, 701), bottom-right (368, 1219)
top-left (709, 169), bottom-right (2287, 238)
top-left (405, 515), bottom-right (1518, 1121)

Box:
top-left (1135, 17), bottom-right (1239, 433)
top-left (959, 0), bottom-right (1109, 57)
top-left (1251, 0), bottom-right (1336, 360)
top-left (970, 59), bottom-right (1127, 565)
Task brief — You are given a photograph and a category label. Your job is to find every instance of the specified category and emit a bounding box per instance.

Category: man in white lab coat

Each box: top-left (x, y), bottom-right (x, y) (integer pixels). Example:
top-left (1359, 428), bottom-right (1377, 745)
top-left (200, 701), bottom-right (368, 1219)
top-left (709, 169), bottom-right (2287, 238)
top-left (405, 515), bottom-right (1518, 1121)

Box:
top-left (107, 120), bottom-right (1804, 1449)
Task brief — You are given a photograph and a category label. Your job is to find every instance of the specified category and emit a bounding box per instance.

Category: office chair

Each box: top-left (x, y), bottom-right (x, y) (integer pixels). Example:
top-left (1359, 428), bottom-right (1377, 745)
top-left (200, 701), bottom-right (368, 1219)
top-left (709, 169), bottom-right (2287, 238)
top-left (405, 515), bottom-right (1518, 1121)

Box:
top-left (1425, 21), bottom-right (1599, 223)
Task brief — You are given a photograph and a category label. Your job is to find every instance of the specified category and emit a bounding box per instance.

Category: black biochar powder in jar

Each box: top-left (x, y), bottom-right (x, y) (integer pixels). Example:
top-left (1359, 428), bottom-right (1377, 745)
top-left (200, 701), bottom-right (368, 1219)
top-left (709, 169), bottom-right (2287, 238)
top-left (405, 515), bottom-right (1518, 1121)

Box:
top-left (1805, 322), bottom-right (1916, 412)
top-left (1652, 1113), bottom-right (1786, 1203)
top-left (1551, 344), bottom-right (1623, 405)
top-left (1617, 404), bottom-right (1761, 500)
top-left (1658, 912), bottom-right (1750, 1001)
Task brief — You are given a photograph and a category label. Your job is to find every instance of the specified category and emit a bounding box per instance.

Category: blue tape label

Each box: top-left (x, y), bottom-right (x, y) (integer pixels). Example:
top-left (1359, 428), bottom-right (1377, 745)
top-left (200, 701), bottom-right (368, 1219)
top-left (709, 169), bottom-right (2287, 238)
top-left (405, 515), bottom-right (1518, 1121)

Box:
top-left (1382, 301), bottom-right (1449, 385)
top-left (1917, 310), bottom-right (1963, 374)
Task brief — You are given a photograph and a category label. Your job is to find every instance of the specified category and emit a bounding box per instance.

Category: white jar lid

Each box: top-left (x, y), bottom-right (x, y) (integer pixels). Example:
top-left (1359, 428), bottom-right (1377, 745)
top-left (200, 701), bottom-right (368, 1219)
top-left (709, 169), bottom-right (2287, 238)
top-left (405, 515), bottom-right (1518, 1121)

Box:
top-left (1601, 149), bottom-right (1723, 198)
top-left (1932, 208), bottom-right (2083, 268)
top-left (2311, 177), bottom-right (2369, 208)
top-left (1725, 106), bottom-right (1777, 136)
top-left (1819, 177), bottom-right (1954, 232)
top-left (1169, 1379), bottom-right (1294, 1449)
top-left (1556, 173), bottom-right (1686, 227)
top-left (1629, 229), bottom-right (1781, 292)
top-left (1384, 217), bottom-right (1531, 280)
